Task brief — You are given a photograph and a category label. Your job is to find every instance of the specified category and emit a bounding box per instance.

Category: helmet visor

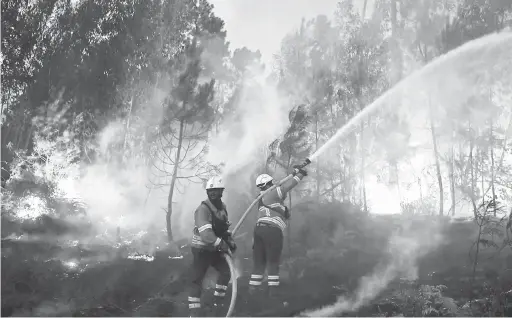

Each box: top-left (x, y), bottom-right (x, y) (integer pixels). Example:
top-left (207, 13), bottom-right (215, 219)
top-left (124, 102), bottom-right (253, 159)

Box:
top-left (257, 181), bottom-right (270, 189)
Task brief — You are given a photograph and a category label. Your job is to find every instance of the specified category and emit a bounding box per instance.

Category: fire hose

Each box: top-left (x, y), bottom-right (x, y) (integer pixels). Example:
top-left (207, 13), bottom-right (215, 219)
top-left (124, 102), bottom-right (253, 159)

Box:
top-left (222, 158), bottom-right (312, 317)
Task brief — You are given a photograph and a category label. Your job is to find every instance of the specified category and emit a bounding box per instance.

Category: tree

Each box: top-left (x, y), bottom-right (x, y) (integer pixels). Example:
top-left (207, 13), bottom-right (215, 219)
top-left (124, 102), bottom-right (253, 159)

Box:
top-left (149, 0), bottom-right (228, 242)
top-left (411, 0), bottom-right (451, 216)
top-left (267, 104), bottom-right (311, 257)
top-left (269, 104), bottom-right (312, 178)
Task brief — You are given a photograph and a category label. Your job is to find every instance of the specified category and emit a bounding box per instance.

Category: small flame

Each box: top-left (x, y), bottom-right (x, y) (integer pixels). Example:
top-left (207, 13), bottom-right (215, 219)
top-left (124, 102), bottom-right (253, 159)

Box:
top-left (128, 254), bottom-right (155, 262)
top-left (63, 260), bottom-right (78, 269)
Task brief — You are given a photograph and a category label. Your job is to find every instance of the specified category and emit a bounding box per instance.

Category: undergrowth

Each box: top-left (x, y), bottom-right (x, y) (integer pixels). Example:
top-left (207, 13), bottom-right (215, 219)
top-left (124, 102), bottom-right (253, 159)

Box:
top-left (2, 142), bottom-right (512, 317)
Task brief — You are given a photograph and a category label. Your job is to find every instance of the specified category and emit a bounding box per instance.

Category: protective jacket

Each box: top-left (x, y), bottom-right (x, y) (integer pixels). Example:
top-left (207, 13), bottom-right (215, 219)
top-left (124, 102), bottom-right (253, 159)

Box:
top-left (191, 199), bottom-right (230, 251)
top-left (256, 172), bottom-right (305, 232)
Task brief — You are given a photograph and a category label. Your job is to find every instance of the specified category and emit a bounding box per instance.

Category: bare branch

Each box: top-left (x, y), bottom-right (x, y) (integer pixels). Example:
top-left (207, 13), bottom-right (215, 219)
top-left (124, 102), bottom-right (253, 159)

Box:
top-left (154, 147), bottom-right (175, 166)
top-left (176, 179), bottom-right (185, 195)
top-left (161, 130), bottom-right (176, 148)
top-left (154, 142), bottom-right (174, 163)
top-left (188, 139), bottom-right (200, 150)
top-left (157, 134), bottom-right (174, 158)
top-left (177, 147), bottom-right (192, 167)
top-left (176, 175), bottom-right (202, 179)
top-left (179, 139), bottom-right (193, 164)
top-left (188, 178), bottom-right (205, 184)
top-left (181, 143), bottom-right (208, 170)
top-left (417, 42), bottom-right (425, 60)
top-left (151, 160), bottom-right (174, 176)
top-left (148, 182), bottom-right (169, 188)
top-left (147, 173), bottom-right (169, 188)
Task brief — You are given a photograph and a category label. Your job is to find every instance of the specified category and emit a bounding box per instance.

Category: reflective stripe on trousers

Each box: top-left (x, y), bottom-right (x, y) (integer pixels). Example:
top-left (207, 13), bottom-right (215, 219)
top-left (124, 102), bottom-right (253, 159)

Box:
top-left (250, 224), bottom-right (283, 287)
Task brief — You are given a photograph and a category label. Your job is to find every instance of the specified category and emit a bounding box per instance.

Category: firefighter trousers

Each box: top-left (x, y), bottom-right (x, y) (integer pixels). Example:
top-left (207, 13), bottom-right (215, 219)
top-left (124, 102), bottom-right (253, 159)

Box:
top-left (249, 223), bottom-right (284, 289)
top-left (188, 247), bottom-right (231, 311)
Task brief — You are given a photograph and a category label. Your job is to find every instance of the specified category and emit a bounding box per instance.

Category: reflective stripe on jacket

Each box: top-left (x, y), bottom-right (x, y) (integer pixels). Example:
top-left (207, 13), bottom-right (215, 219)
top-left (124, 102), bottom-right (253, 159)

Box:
top-left (256, 173), bottom-right (305, 232)
top-left (191, 199), bottom-right (230, 251)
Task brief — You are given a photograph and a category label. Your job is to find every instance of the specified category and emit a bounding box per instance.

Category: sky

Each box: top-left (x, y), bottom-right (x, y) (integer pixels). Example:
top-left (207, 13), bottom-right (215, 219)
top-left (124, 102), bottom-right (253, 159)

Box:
top-left (209, 0), bottom-right (374, 67)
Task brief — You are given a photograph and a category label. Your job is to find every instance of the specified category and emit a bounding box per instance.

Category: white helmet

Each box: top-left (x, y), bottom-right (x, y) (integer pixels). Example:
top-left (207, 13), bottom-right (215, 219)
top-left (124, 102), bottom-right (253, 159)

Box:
top-left (256, 174), bottom-right (273, 188)
top-left (206, 176), bottom-right (225, 190)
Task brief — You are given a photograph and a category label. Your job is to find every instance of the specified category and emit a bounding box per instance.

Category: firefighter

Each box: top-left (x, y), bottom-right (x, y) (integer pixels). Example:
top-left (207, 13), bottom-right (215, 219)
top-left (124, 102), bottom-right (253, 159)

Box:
top-left (248, 165), bottom-right (308, 298)
top-left (188, 175), bottom-right (237, 317)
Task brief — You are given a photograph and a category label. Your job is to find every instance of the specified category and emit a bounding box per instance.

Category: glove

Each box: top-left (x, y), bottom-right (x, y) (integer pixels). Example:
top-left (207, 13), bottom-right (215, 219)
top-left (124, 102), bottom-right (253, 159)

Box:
top-left (292, 165), bottom-right (308, 176)
top-left (221, 230), bottom-right (232, 241)
top-left (225, 235), bottom-right (237, 252)
top-left (283, 206), bottom-right (291, 220)
top-left (226, 238), bottom-right (237, 253)
top-left (217, 240), bottom-right (230, 253)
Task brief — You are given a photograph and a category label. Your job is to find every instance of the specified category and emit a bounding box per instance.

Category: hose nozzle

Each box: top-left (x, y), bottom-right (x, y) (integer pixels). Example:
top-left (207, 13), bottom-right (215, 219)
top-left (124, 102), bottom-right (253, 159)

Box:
top-left (297, 158), bottom-right (312, 169)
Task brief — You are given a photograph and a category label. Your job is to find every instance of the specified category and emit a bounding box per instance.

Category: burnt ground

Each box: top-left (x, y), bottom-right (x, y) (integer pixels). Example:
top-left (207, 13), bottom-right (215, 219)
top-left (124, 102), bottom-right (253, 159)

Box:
top-left (3, 234), bottom-right (512, 318)
top-left (2, 199), bottom-right (512, 317)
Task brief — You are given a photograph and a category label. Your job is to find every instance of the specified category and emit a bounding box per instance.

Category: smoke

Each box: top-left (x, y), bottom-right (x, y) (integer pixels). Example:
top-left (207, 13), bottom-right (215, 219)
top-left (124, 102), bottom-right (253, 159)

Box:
top-left (207, 63), bottom-right (294, 180)
top-left (300, 218), bottom-right (444, 317)
top-left (45, 37), bottom-right (280, 246)
top-left (38, 82), bottom-right (173, 248)
top-left (76, 161), bottom-right (161, 232)
top-left (12, 300), bottom-right (75, 317)
top-left (173, 181), bottom-right (205, 240)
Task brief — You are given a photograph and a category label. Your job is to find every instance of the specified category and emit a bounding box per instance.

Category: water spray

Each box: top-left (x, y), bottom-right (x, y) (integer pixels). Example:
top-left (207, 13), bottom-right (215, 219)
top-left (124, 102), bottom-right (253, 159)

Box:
top-left (222, 30), bottom-right (512, 317)
top-left (298, 30), bottom-right (512, 318)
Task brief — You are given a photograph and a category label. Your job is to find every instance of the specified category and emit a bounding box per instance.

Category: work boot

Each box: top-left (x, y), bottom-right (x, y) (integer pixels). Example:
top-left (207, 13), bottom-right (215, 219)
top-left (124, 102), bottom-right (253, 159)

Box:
top-left (248, 285), bottom-right (263, 296)
top-left (268, 286), bottom-right (280, 297)
top-left (188, 307), bottom-right (202, 317)
top-left (188, 296), bottom-right (202, 317)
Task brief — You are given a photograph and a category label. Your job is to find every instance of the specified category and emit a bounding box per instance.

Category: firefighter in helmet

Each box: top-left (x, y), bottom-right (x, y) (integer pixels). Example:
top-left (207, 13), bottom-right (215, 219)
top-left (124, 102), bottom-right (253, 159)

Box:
top-left (248, 165), bottom-right (308, 298)
top-left (188, 175), bottom-right (237, 317)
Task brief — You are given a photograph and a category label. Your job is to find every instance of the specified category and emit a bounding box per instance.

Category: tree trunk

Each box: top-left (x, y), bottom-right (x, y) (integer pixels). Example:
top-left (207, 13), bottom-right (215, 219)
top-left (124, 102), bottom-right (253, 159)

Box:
top-left (288, 191), bottom-right (292, 257)
top-left (339, 129), bottom-right (347, 202)
top-left (469, 123), bottom-right (478, 218)
top-left (498, 111), bottom-right (512, 168)
top-left (143, 186), bottom-right (153, 211)
top-left (330, 101), bottom-right (341, 202)
top-left (330, 175), bottom-right (336, 202)
top-left (15, 112), bottom-right (29, 150)
top-left (449, 144), bottom-right (456, 216)
top-left (479, 108), bottom-right (512, 199)
top-left (429, 98), bottom-right (443, 216)
top-left (356, 28), bottom-right (367, 213)
top-left (390, 0), bottom-right (402, 81)
top-left (418, 177), bottom-right (423, 201)
top-left (122, 94), bottom-right (134, 156)
top-left (490, 119), bottom-right (496, 216)
top-left (167, 117), bottom-right (185, 243)
top-left (315, 112), bottom-right (321, 202)
top-left (480, 149), bottom-right (485, 207)
top-left (348, 130), bottom-right (357, 203)
top-left (360, 123), bottom-right (367, 213)
top-left (287, 153), bottom-right (292, 257)
top-left (362, 0), bottom-right (368, 19)
top-left (22, 124), bottom-right (34, 151)
top-left (397, 164), bottom-right (402, 205)
top-left (390, 0), bottom-right (403, 207)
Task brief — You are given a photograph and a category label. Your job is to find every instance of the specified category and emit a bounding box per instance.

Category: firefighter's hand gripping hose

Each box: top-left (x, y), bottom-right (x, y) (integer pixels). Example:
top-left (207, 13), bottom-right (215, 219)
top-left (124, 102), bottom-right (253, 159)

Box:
top-left (223, 158), bottom-right (312, 317)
